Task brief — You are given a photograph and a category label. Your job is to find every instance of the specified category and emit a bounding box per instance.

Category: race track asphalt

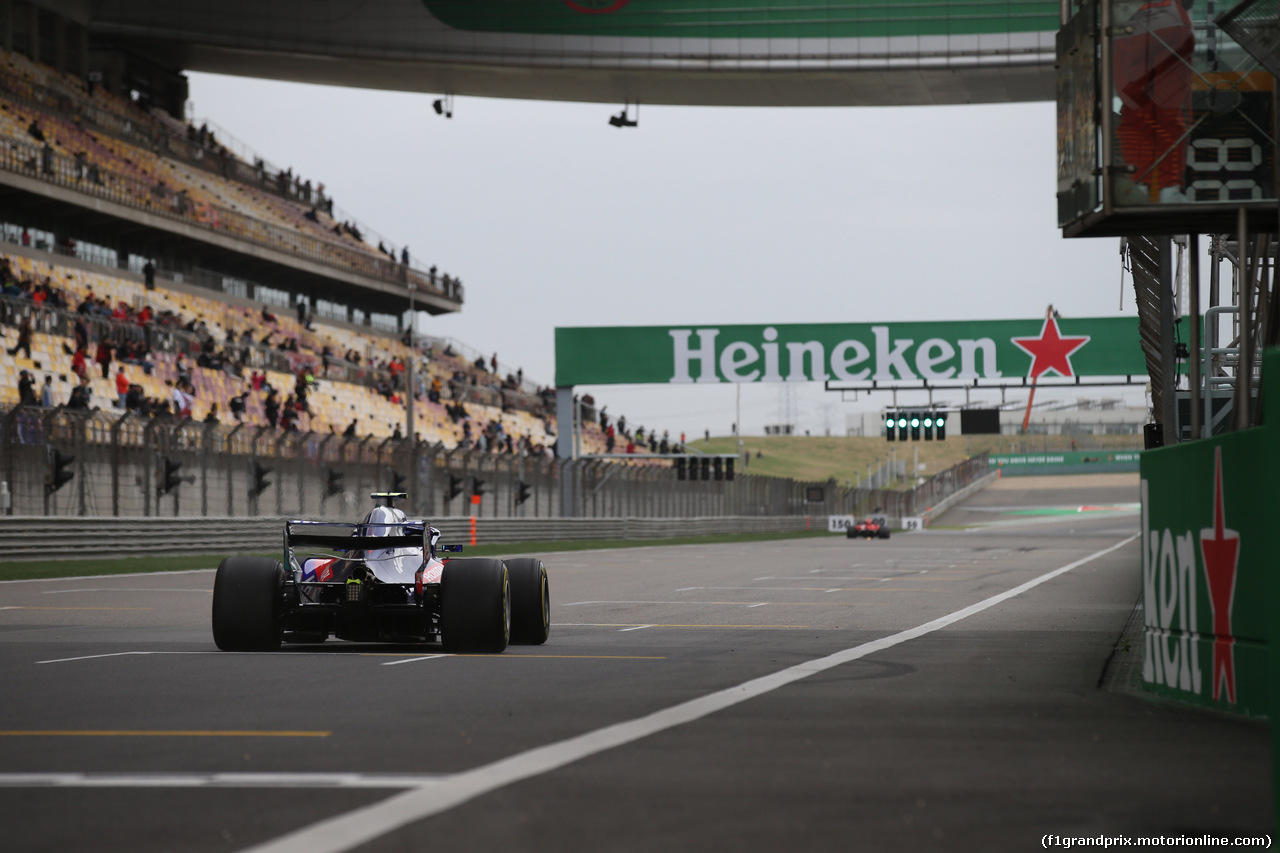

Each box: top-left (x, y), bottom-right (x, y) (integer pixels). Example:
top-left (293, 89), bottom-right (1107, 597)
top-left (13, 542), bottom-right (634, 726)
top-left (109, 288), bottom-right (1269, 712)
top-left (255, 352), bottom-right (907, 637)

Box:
top-left (0, 474), bottom-right (1269, 852)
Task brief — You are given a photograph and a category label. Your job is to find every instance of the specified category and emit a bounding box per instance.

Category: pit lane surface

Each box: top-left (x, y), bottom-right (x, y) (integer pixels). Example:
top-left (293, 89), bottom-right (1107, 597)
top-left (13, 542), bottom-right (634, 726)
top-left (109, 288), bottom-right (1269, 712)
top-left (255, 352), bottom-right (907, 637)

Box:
top-left (0, 475), bottom-right (1268, 852)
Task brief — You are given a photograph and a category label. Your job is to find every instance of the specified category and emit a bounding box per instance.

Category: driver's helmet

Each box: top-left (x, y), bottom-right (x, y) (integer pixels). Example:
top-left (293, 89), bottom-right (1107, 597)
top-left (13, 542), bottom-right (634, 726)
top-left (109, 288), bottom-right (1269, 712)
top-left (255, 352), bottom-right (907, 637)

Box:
top-left (362, 504), bottom-right (407, 535)
top-left (359, 504), bottom-right (420, 582)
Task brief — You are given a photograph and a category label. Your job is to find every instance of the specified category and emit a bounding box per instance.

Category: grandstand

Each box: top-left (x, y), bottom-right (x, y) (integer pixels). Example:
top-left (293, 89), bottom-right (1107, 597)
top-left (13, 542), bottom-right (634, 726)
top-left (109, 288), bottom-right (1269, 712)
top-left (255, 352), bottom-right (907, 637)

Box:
top-left (0, 43), bottom-right (647, 459)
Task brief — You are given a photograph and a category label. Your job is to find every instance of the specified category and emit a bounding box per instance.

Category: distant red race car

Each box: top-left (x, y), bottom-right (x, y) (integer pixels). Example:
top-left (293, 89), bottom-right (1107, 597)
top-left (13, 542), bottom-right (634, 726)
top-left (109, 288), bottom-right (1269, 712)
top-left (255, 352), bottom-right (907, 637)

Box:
top-left (846, 515), bottom-right (891, 540)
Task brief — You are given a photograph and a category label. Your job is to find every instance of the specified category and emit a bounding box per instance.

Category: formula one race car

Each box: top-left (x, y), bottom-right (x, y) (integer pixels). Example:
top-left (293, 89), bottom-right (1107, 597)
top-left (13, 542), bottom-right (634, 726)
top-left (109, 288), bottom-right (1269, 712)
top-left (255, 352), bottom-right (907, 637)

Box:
top-left (211, 493), bottom-right (549, 653)
top-left (846, 515), bottom-right (891, 540)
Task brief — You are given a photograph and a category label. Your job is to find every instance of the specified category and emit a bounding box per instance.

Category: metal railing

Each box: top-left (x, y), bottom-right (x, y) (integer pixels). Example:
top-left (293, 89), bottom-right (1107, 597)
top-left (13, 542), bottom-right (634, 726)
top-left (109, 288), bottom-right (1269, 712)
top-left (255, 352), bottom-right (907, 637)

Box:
top-left (0, 406), bottom-right (992, 523)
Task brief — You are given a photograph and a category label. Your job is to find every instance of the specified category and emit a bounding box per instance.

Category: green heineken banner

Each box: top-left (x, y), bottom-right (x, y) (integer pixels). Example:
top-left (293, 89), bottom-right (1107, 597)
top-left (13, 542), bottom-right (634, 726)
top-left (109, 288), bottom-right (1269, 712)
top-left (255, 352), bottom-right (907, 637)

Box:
top-left (1139, 361), bottom-right (1280, 717)
top-left (555, 316), bottom-right (1143, 387)
top-left (425, 1), bottom-right (1058, 39)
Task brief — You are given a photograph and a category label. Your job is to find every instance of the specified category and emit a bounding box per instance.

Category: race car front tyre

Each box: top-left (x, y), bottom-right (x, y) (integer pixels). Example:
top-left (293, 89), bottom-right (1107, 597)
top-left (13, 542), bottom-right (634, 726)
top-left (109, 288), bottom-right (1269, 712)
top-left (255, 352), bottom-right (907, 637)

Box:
top-left (212, 557), bottom-right (285, 651)
top-left (879, 529), bottom-right (891, 540)
top-left (506, 557), bottom-right (550, 645)
top-left (845, 527), bottom-right (856, 538)
top-left (440, 558), bottom-right (510, 653)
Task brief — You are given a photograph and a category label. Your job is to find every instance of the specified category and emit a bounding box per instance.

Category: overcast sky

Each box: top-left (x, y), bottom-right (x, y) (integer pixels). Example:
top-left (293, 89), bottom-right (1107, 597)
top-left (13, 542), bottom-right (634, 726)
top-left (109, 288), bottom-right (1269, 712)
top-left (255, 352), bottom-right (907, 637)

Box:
top-left (186, 72), bottom-right (1135, 438)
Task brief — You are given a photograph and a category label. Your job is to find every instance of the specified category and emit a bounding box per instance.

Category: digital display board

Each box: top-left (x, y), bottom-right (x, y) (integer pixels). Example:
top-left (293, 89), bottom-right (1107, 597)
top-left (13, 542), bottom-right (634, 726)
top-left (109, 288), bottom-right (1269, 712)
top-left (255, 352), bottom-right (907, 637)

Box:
top-left (1057, 0), bottom-right (1278, 236)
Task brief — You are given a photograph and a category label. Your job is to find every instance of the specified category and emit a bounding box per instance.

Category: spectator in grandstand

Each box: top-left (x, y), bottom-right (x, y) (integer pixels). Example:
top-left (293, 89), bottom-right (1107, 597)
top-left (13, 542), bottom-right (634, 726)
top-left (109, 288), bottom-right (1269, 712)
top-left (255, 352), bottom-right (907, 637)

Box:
top-left (125, 383), bottom-right (144, 413)
top-left (204, 404), bottom-right (220, 425)
top-left (264, 388), bottom-right (280, 428)
top-left (40, 375), bottom-right (56, 407)
top-left (17, 369), bottom-right (36, 406)
top-left (6, 315), bottom-right (31, 358)
top-left (67, 376), bottom-right (90, 410)
top-left (229, 392), bottom-right (247, 422)
top-left (39, 142), bottom-right (53, 177)
top-left (280, 397), bottom-right (298, 431)
top-left (72, 315), bottom-right (88, 351)
top-left (115, 368), bottom-right (128, 408)
top-left (343, 418), bottom-right (357, 438)
top-left (175, 352), bottom-right (190, 385)
top-left (94, 339), bottom-right (113, 380)
top-left (167, 380), bottom-right (189, 420)
top-left (392, 424), bottom-right (403, 441)
top-left (143, 259), bottom-right (155, 291)
top-left (26, 120), bottom-right (43, 143)
top-left (491, 353), bottom-right (499, 373)
top-left (70, 346), bottom-right (88, 381)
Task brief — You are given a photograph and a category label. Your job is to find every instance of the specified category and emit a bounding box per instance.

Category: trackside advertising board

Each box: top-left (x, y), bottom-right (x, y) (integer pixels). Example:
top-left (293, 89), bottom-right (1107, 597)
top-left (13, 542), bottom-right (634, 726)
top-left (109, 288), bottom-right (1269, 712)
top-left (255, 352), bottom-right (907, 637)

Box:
top-left (1139, 349), bottom-right (1280, 719)
top-left (990, 451), bottom-right (1141, 475)
top-left (555, 317), bottom-right (1142, 387)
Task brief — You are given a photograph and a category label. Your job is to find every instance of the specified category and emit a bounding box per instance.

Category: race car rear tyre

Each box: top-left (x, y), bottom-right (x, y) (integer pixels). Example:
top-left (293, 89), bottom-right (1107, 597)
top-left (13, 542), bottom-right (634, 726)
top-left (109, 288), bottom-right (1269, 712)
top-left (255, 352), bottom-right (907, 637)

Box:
top-left (441, 558), bottom-right (510, 653)
top-left (506, 558), bottom-right (550, 645)
top-left (212, 557), bottom-right (285, 651)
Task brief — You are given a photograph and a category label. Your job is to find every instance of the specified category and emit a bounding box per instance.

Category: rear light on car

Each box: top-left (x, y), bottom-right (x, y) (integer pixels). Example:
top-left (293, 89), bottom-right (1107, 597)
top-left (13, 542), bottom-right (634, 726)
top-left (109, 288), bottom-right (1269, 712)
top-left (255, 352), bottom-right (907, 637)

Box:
top-left (345, 579), bottom-right (364, 603)
top-left (415, 567), bottom-right (425, 597)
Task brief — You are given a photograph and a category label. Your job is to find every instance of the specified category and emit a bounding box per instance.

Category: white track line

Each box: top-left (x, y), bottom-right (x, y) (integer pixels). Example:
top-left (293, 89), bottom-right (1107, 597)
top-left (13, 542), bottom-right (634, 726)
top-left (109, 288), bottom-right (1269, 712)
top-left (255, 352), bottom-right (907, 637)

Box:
top-left (236, 534), bottom-right (1138, 853)
top-left (42, 588), bottom-right (212, 595)
top-left (0, 568), bottom-right (217, 584)
top-left (39, 651), bottom-right (240, 664)
top-left (381, 654), bottom-right (451, 667)
top-left (0, 772), bottom-right (445, 789)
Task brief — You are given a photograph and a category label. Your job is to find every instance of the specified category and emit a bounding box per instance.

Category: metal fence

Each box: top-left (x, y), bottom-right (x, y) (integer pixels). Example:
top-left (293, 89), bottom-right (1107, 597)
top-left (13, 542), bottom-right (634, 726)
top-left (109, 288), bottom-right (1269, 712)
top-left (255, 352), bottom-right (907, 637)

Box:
top-left (0, 405), bottom-right (991, 522)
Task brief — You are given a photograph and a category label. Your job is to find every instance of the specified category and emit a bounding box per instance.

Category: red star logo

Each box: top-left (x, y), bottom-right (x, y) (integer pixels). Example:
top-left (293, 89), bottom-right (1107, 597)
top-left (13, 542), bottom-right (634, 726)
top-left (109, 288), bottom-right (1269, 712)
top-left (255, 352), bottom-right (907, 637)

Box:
top-left (1011, 316), bottom-right (1091, 379)
top-left (1200, 447), bottom-right (1239, 704)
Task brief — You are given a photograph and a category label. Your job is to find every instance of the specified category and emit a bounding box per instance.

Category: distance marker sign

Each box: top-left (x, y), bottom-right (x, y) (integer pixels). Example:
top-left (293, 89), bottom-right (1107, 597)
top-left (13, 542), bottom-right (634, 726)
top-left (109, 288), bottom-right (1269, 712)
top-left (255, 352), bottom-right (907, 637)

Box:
top-left (555, 316), bottom-right (1143, 387)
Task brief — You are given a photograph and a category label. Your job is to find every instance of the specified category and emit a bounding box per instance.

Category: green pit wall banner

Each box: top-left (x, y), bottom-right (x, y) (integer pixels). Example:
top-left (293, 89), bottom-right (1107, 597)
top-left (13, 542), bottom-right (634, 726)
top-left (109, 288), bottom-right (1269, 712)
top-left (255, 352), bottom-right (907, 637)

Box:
top-left (1139, 348), bottom-right (1280, 719)
top-left (424, 1), bottom-right (1059, 39)
top-left (989, 451), bottom-right (1141, 475)
top-left (555, 316), bottom-right (1143, 387)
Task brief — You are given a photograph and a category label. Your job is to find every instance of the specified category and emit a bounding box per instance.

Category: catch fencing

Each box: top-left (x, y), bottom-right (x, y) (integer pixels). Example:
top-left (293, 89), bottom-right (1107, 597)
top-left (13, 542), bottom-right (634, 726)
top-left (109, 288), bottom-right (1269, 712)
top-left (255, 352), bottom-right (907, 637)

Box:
top-left (0, 406), bottom-right (991, 526)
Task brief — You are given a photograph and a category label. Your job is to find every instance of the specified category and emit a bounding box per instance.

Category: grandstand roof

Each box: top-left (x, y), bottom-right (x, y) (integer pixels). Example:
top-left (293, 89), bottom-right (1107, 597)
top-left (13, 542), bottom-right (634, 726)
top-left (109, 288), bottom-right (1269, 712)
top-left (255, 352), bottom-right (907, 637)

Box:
top-left (89, 1), bottom-right (1057, 107)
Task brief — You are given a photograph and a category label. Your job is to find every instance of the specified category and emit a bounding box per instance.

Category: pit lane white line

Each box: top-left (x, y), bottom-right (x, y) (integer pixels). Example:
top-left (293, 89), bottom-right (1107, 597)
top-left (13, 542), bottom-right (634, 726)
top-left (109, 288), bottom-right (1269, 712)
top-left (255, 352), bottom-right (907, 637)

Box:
top-left (0, 773), bottom-right (446, 789)
top-left (235, 533), bottom-right (1139, 853)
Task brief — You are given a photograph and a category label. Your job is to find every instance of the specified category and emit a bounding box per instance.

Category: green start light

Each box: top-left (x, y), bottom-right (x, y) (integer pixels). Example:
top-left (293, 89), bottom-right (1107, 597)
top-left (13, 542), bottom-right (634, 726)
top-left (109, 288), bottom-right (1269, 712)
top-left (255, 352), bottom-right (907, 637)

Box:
top-left (884, 416), bottom-right (895, 428)
top-left (910, 417), bottom-right (920, 427)
top-left (923, 417), bottom-right (933, 428)
top-left (936, 416), bottom-right (946, 427)
top-left (897, 418), bottom-right (907, 428)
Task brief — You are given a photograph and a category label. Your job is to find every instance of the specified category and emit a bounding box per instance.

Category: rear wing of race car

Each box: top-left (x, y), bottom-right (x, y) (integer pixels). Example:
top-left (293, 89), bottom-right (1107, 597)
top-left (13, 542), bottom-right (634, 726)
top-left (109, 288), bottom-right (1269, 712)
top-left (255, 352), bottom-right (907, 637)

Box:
top-left (284, 520), bottom-right (463, 565)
